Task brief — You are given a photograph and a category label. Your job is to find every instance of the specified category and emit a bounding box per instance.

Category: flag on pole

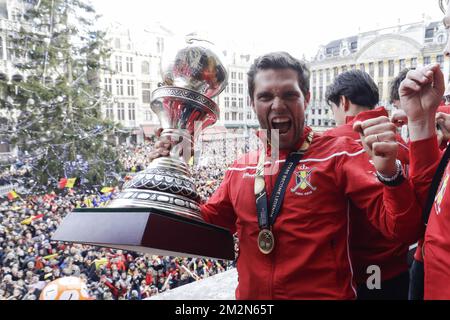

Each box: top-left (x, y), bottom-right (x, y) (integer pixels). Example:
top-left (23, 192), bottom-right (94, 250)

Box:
top-left (7, 190), bottom-right (19, 201)
top-left (65, 178), bottom-right (77, 189)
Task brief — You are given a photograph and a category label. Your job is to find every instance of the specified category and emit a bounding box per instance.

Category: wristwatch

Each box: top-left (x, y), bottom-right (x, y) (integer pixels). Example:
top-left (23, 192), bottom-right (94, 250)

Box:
top-left (376, 160), bottom-right (405, 187)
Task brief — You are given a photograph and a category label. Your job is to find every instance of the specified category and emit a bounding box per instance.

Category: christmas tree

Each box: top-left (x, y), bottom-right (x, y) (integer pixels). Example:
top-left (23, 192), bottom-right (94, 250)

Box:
top-left (0, 0), bottom-right (123, 191)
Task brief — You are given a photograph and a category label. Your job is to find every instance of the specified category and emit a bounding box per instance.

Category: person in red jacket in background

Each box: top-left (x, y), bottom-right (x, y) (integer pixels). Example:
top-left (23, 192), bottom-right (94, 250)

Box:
top-left (389, 67), bottom-right (450, 300)
top-left (323, 70), bottom-right (412, 300)
top-left (150, 52), bottom-right (424, 299)
top-left (399, 62), bottom-right (450, 300)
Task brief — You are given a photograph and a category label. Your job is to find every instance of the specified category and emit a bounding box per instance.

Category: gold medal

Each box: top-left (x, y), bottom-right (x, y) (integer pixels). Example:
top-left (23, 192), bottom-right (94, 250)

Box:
top-left (258, 229), bottom-right (275, 255)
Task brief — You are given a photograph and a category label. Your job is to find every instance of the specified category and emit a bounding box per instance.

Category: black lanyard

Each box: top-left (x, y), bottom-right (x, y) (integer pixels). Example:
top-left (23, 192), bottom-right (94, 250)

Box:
top-left (254, 132), bottom-right (313, 231)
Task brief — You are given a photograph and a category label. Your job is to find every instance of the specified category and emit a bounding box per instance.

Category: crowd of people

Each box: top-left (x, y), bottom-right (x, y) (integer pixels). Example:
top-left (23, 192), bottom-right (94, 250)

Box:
top-left (0, 138), bottom-right (242, 300)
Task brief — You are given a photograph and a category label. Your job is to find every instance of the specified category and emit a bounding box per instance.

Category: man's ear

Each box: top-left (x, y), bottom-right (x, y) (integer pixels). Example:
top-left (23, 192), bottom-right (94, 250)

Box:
top-left (340, 96), bottom-right (350, 112)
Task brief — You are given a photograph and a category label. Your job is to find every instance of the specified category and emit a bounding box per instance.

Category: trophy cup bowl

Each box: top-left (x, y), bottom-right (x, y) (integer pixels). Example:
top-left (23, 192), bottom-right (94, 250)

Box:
top-left (52, 43), bottom-right (235, 261)
top-left (108, 44), bottom-right (228, 220)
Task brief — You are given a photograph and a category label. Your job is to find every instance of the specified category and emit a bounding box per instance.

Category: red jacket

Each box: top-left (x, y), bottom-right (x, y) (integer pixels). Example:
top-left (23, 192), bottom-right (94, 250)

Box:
top-left (410, 136), bottom-right (450, 299)
top-left (201, 127), bottom-right (422, 300)
top-left (323, 107), bottom-right (412, 284)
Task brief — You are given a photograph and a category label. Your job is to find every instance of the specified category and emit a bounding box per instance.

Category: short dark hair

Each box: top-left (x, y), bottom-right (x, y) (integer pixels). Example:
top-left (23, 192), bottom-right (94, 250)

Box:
top-left (325, 70), bottom-right (379, 109)
top-left (247, 52), bottom-right (310, 101)
top-left (389, 68), bottom-right (410, 103)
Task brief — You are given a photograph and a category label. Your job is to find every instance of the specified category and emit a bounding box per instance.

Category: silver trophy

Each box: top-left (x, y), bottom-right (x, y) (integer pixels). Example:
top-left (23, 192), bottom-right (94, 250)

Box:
top-left (109, 42), bottom-right (228, 221)
top-left (53, 42), bottom-right (235, 260)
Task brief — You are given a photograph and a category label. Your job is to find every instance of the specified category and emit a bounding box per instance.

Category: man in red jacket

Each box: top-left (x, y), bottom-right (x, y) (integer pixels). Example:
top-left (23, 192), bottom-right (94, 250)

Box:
top-left (151, 52), bottom-right (423, 299)
top-left (398, 63), bottom-right (449, 300)
top-left (397, 0), bottom-right (450, 299)
top-left (323, 70), bottom-right (412, 300)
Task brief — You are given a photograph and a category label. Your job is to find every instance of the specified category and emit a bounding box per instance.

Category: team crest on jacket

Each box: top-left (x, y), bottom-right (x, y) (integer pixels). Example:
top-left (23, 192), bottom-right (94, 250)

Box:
top-left (291, 164), bottom-right (317, 196)
top-left (435, 173), bottom-right (449, 215)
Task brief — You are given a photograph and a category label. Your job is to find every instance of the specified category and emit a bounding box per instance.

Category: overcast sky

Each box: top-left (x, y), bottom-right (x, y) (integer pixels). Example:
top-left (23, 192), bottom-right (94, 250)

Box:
top-left (90, 0), bottom-right (444, 59)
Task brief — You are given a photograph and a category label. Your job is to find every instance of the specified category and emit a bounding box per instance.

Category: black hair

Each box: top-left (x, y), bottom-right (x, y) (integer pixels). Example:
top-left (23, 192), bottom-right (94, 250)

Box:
top-left (325, 70), bottom-right (379, 109)
top-left (389, 68), bottom-right (410, 103)
top-left (247, 52), bottom-right (310, 101)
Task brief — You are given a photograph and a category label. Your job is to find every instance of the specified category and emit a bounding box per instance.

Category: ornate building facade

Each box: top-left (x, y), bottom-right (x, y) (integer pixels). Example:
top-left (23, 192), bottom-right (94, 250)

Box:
top-left (307, 19), bottom-right (448, 130)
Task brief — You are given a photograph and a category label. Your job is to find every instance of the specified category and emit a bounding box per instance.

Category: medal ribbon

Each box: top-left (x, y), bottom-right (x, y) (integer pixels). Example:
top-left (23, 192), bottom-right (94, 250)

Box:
top-left (255, 132), bottom-right (314, 230)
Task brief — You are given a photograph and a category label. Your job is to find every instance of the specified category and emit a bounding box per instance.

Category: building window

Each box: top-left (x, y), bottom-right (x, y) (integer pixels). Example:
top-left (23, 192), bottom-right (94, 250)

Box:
top-left (239, 113), bottom-right (243, 121)
top-left (225, 85), bottom-right (229, 93)
top-left (117, 103), bottom-right (125, 121)
top-left (238, 84), bottom-right (243, 94)
top-left (104, 78), bottom-right (112, 94)
top-left (312, 71), bottom-right (317, 84)
top-left (247, 112), bottom-right (252, 120)
top-left (437, 55), bottom-right (444, 70)
top-left (231, 97), bottom-right (237, 107)
top-left (378, 61), bottom-right (384, 77)
top-left (239, 98), bottom-right (243, 108)
top-left (318, 119), bottom-right (322, 126)
top-left (425, 28), bottom-right (435, 39)
top-left (411, 57), bottom-right (418, 69)
top-left (142, 61), bottom-right (150, 74)
top-left (231, 83), bottom-right (236, 94)
top-left (388, 60), bottom-right (394, 77)
top-left (145, 110), bottom-right (152, 121)
top-left (311, 119), bottom-right (315, 126)
top-left (225, 112), bottom-right (230, 121)
top-left (115, 56), bottom-right (123, 72)
top-left (359, 64), bottom-right (365, 72)
top-left (126, 57), bottom-right (134, 73)
top-left (312, 88), bottom-right (316, 101)
top-left (326, 69), bottom-right (330, 83)
top-left (423, 56), bottom-right (431, 65)
top-left (116, 79), bottom-right (124, 96)
top-left (224, 97), bottom-right (230, 108)
top-left (312, 109), bottom-right (315, 115)
top-left (232, 112), bottom-right (237, 121)
top-left (231, 72), bottom-right (236, 80)
top-left (399, 59), bottom-right (406, 71)
top-left (238, 72), bottom-right (243, 80)
top-left (318, 109), bottom-right (322, 115)
top-left (106, 104), bottom-right (114, 120)
top-left (128, 103), bottom-right (136, 121)
top-left (369, 63), bottom-right (374, 78)
top-left (319, 70), bottom-right (323, 84)
top-left (127, 79), bottom-right (135, 96)
top-left (142, 83), bottom-right (151, 104)
top-left (319, 86), bottom-right (323, 101)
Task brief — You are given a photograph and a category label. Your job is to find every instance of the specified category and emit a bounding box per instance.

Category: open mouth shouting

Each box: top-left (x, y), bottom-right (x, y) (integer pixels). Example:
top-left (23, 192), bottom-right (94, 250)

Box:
top-left (271, 117), bottom-right (292, 135)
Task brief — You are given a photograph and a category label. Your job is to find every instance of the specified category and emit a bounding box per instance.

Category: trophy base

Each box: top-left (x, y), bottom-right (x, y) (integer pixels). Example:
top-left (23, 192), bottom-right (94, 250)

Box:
top-left (51, 207), bottom-right (235, 261)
